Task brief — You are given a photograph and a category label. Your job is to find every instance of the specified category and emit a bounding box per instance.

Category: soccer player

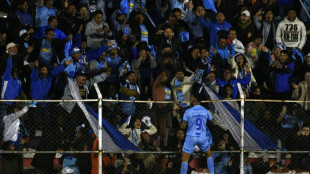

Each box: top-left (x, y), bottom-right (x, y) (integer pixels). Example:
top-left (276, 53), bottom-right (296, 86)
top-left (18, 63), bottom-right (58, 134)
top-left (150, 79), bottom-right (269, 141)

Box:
top-left (180, 94), bottom-right (215, 174)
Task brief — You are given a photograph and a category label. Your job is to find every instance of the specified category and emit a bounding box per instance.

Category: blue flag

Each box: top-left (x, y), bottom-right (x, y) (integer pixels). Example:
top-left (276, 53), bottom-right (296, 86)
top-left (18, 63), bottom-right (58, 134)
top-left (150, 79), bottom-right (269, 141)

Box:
top-left (203, 0), bottom-right (217, 13)
top-left (119, 0), bottom-right (128, 15)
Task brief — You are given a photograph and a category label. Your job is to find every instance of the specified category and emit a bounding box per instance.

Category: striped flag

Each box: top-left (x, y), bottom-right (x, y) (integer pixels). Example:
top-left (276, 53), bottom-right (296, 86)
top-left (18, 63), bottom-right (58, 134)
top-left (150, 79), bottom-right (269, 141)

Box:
top-left (203, 85), bottom-right (278, 150)
top-left (68, 78), bottom-right (139, 151)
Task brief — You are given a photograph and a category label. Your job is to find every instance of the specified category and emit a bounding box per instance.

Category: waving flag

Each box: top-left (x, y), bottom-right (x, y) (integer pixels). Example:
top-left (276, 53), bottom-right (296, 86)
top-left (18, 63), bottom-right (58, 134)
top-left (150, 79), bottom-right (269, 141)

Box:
top-left (202, 85), bottom-right (278, 150)
top-left (67, 78), bottom-right (139, 151)
top-left (203, 0), bottom-right (217, 13)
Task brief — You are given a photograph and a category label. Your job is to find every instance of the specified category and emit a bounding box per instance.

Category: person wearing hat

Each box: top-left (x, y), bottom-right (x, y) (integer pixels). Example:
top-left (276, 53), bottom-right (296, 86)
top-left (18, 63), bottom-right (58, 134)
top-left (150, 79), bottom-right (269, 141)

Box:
top-left (234, 10), bottom-right (256, 46)
top-left (0, 42), bottom-right (22, 79)
top-left (276, 8), bottom-right (306, 52)
top-left (271, 43), bottom-right (286, 63)
top-left (61, 47), bottom-right (85, 78)
top-left (1, 42), bottom-right (25, 106)
top-left (0, 42), bottom-right (21, 132)
top-left (61, 69), bottom-right (90, 138)
top-left (105, 40), bottom-right (122, 83)
top-left (85, 10), bottom-right (112, 49)
top-left (253, 8), bottom-right (277, 50)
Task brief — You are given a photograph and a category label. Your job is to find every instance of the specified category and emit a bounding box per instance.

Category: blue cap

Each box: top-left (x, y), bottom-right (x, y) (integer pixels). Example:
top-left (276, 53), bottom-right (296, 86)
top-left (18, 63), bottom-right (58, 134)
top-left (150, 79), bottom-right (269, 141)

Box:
top-left (119, 0), bottom-right (128, 15)
top-left (71, 47), bottom-right (81, 55)
top-left (107, 40), bottom-right (119, 51)
top-left (274, 43), bottom-right (286, 51)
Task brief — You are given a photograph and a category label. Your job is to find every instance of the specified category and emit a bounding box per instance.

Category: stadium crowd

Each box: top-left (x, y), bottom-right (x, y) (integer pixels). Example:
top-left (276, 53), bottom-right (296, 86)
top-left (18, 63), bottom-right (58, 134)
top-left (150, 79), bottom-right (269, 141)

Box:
top-left (1, 0), bottom-right (310, 173)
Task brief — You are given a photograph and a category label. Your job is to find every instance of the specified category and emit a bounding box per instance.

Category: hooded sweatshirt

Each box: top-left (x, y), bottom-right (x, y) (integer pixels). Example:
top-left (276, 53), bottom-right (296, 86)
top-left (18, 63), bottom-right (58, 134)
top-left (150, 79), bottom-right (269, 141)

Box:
top-left (276, 17), bottom-right (306, 49)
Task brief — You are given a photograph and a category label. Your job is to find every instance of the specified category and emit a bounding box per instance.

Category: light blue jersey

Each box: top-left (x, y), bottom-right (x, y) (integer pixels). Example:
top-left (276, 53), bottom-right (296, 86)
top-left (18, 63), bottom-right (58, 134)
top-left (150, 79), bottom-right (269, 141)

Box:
top-left (183, 105), bottom-right (213, 137)
top-left (183, 105), bottom-right (213, 154)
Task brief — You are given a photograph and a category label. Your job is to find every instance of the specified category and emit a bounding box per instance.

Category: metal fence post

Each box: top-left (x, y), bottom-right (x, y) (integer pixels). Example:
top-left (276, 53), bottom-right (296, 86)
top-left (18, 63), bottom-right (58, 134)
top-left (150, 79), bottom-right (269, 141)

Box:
top-left (94, 83), bottom-right (103, 174)
top-left (237, 83), bottom-right (244, 174)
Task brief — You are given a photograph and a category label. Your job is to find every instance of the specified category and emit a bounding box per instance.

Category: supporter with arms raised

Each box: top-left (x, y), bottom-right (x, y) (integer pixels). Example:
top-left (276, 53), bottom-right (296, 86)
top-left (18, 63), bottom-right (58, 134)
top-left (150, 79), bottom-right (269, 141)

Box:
top-left (118, 115), bottom-right (157, 146)
top-left (217, 66), bottom-right (251, 99)
top-left (29, 58), bottom-right (73, 134)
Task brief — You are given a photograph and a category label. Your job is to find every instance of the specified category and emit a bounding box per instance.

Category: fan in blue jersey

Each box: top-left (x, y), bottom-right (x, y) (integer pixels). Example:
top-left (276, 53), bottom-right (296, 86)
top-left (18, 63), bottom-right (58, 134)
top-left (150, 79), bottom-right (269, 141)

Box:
top-left (180, 93), bottom-right (215, 174)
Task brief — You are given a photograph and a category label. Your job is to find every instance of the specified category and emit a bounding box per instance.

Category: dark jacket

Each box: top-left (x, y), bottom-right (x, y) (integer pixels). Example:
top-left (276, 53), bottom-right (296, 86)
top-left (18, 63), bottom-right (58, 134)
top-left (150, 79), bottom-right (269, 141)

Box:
top-left (234, 19), bottom-right (256, 46)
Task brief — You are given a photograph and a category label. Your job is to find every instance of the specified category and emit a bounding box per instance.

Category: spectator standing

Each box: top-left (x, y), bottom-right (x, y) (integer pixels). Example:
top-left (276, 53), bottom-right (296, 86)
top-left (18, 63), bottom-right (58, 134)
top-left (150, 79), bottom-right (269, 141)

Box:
top-left (131, 48), bottom-right (156, 99)
top-left (227, 28), bottom-right (245, 54)
top-left (183, 2), bottom-right (205, 45)
top-left (234, 10), bottom-right (256, 46)
top-left (253, 8), bottom-right (277, 50)
top-left (1, 43), bottom-right (25, 106)
top-left (170, 68), bottom-right (194, 109)
top-left (119, 71), bottom-right (140, 116)
top-left (29, 59), bottom-right (72, 134)
top-left (270, 50), bottom-right (294, 100)
top-left (152, 72), bottom-right (173, 148)
top-left (200, 11), bottom-right (232, 47)
top-left (85, 10), bottom-right (112, 49)
top-left (57, 3), bottom-right (80, 36)
top-left (210, 34), bottom-right (235, 72)
top-left (276, 8), bottom-right (306, 52)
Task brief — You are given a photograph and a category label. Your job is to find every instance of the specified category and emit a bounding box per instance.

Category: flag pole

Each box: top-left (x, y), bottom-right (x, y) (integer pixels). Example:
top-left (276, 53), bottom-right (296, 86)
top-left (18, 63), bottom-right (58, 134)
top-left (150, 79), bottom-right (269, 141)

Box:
top-left (298, 0), bottom-right (310, 20)
top-left (94, 83), bottom-right (103, 174)
top-left (237, 83), bottom-right (245, 174)
top-left (138, 1), bottom-right (157, 28)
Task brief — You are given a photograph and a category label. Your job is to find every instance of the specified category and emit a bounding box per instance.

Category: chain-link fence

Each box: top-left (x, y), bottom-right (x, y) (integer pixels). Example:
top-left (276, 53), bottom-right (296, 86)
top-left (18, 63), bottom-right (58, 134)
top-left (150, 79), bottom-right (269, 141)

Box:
top-left (1, 98), bottom-right (310, 174)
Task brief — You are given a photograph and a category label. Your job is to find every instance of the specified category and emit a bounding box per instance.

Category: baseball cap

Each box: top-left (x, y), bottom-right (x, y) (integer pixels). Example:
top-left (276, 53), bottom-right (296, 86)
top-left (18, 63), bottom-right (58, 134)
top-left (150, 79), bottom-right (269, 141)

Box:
top-left (241, 10), bottom-right (250, 17)
top-left (71, 47), bottom-right (81, 55)
top-left (107, 40), bottom-right (119, 51)
top-left (75, 70), bottom-right (86, 77)
top-left (6, 42), bottom-right (18, 53)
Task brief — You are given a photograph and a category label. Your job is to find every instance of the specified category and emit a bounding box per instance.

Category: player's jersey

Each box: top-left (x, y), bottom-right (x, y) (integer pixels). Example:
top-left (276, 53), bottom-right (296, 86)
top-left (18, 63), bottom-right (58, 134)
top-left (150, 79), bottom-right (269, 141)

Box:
top-left (183, 105), bottom-right (213, 137)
